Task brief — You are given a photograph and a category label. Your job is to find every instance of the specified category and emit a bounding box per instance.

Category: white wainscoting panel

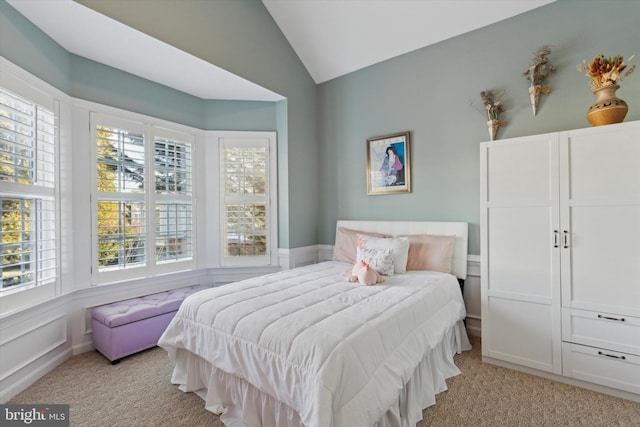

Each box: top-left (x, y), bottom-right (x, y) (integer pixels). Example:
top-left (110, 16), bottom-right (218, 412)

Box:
top-left (279, 245), bottom-right (321, 269)
top-left (465, 254), bottom-right (481, 337)
top-left (0, 314), bottom-right (67, 381)
top-left (0, 297), bottom-right (72, 403)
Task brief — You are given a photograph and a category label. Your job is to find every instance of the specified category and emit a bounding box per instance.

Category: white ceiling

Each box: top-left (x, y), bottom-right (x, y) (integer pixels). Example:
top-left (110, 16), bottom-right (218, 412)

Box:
top-left (263, 0), bottom-right (556, 84)
top-left (8, 0), bottom-right (555, 100)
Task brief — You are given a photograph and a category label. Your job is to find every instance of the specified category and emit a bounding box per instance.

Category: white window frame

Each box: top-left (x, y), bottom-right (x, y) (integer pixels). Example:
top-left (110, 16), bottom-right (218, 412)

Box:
top-left (90, 113), bottom-right (196, 285)
top-left (0, 58), bottom-right (63, 311)
top-left (151, 126), bottom-right (194, 269)
top-left (215, 131), bottom-right (278, 268)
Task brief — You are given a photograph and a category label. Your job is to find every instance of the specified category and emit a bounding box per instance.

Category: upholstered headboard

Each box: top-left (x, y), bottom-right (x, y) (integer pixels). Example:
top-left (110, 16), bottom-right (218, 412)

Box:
top-left (336, 220), bottom-right (468, 280)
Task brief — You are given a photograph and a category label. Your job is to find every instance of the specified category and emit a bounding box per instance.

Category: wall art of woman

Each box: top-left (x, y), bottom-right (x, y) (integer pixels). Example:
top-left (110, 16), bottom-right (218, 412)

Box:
top-left (380, 144), bottom-right (404, 186)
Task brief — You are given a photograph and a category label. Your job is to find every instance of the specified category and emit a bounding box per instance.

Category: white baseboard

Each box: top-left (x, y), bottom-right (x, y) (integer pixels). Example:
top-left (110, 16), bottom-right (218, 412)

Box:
top-left (0, 347), bottom-right (72, 403)
top-left (73, 338), bottom-right (96, 356)
top-left (317, 244), bottom-right (334, 262)
top-left (483, 356), bottom-right (640, 403)
top-left (465, 315), bottom-right (482, 337)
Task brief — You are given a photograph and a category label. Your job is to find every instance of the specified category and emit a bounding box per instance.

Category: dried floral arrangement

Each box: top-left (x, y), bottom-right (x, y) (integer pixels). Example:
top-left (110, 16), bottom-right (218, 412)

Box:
top-left (480, 89), bottom-right (505, 122)
top-left (523, 45), bottom-right (555, 115)
top-left (472, 89), bottom-right (506, 140)
top-left (577, 54), bottom-right (636, 91)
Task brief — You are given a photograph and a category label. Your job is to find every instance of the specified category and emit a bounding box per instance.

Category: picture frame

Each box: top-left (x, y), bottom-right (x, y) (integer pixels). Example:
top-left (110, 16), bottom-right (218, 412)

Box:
top-left (366, 131), bottom-right (411, 195)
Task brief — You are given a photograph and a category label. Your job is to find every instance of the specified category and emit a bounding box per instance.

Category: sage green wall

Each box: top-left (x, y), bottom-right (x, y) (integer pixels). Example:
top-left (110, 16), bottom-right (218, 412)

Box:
top-left (76, 0), bottom-right (320, 249)
top-left (0, 0), bottom-right (70, 93)
top-left (203, 100), bottom-right (276, 131)
top-left (0, 0), bottom-right (304, 248)
top-left (6, 0), bottom-right (640, 255)
top-left (70, 56), bottom-right (278, 130)
top-left (69, 55), bottom-right (206, 128)
top-left (317, 0), bottom-right (640, 254)
top-left (1, 0), bottom-right (277, 132)
top-left (2, 0), bottom-right (294, 246)
top-left (0, 2), bottom-right (199, 127)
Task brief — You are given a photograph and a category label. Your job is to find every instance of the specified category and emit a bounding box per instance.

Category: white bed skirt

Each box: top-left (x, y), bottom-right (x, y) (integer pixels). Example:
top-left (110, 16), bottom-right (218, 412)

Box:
top-left (168, 320), bottom-right (471, 427)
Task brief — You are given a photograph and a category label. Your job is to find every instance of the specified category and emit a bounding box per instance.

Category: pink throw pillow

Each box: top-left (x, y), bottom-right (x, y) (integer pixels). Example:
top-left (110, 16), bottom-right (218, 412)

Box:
top-left (405, 234), bottom-right (455, 273)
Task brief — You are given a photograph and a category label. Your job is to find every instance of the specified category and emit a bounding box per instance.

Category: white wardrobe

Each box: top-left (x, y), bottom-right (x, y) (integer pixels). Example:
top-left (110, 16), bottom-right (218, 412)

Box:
top-left (480, 120), bottom-right (640, 400)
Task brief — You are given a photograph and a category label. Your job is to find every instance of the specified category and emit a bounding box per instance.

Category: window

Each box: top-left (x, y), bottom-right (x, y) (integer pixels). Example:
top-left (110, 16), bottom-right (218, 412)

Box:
top-left (95, 121), bottom-right (146, 271)
top-left (219, 134), bottom-right (277, 267)
top-left (153, 135), bottom-right (193, 264)
top-left (92, 114), bottom-right (194, 283)
top-left (0, 87), bottom-right (57, 293)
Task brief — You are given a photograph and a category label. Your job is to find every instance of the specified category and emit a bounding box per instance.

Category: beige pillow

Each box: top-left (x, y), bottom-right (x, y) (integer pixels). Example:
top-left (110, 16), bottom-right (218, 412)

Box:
top-left (332, 227), bottom-right (389, 264)
top-left (405, 234), bottom-right (456, 273)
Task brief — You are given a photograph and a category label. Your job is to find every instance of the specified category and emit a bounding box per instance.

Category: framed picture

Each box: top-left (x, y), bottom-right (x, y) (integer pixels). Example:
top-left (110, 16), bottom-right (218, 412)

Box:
top-left (366, 131), bottom-right (411, 195)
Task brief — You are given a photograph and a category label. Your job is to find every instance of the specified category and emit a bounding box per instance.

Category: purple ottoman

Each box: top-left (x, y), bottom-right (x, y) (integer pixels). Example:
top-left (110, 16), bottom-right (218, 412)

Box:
top-left (91, 284), bottom-right (207, 363)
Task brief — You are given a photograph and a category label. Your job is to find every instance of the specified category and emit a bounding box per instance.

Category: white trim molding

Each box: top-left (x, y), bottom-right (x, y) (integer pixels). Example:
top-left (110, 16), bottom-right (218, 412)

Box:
top-left (279, 245), bottom-right (321, 269)
top-left (467, 254), bottom-right (480, 277)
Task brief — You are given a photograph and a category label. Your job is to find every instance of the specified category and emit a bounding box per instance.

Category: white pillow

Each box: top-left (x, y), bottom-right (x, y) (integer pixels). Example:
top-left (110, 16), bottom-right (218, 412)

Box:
top-left (357, 247), bottom-right (395, 276)
top-left (332, 227), bottom-right (390, 264)
top-left (357, 234), bottom-right (410, 274)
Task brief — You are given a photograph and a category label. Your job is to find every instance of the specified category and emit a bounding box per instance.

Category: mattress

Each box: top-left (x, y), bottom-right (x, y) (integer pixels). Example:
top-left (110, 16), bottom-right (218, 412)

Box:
top-left (159, 261), bottom-right (470, 427)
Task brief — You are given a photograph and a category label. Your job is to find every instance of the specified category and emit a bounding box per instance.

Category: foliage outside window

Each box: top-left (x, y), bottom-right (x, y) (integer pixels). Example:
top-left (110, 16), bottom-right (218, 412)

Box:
top-left (220, 138), bottom-right (271, 266)
top-left (1, 88), bottom-right (57, 292)
top-left (96, 125), bottom-right (146, 269)
top-left (94, 116), bottom-right (193, 281)
top-left (154, 137), bottom-right (192, 264)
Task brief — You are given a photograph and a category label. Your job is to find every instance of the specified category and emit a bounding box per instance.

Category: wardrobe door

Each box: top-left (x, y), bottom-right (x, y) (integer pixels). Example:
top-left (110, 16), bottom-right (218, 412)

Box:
top-left (560, 123), bottom-right (640, 392)
top-left (481, 134), bottom-right (562, 374)
top-left (560, 125), bottom-right (640, 317)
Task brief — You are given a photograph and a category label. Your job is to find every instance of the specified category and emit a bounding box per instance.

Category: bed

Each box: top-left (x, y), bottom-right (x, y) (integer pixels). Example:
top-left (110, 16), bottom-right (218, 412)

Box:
top-left (159, 220), bottom-right (471, 427)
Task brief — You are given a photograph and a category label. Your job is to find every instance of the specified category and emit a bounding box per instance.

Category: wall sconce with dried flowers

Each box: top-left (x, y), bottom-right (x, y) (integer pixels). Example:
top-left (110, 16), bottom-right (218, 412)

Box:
top-left (522, 45), bottom-right (555, 116)
top-left (472, 89), bottom-right (506, 141)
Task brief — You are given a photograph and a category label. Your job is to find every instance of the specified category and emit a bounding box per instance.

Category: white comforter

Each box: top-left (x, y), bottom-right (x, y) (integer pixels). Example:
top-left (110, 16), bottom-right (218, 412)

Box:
top-left (159, 261), bottom-right (467, 427)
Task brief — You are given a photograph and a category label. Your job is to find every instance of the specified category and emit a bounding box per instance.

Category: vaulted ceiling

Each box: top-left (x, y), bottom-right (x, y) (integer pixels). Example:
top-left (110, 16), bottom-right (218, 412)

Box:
top-left (262, 0), bottom-right (556, 83)
top-left (8, 0), bottom-right (555, 100)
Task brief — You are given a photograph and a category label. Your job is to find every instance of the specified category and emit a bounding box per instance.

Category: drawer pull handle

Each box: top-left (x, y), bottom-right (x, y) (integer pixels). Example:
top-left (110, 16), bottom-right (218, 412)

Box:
top-left (553, 230), bottom-right (559, 248)
top-left (563, 230), bottom-right (569, 248)
top-left (598, 351), bottom-right (626, 361)
top-left (597, 314), bottom-right (626, 322)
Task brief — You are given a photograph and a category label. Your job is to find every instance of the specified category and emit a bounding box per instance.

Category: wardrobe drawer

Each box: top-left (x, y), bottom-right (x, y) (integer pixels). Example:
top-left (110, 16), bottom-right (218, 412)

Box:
top-left (562, 308), bottom-right (640, 356)
top-left (562, 342), bottom-right (640, 395)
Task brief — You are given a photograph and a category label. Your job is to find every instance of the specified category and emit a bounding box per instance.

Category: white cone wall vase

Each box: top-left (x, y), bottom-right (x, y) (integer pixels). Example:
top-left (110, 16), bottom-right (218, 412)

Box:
top-left (529, 84), bottom-right (540, 116)
top-left (487, 120), bottom-right (499, 141)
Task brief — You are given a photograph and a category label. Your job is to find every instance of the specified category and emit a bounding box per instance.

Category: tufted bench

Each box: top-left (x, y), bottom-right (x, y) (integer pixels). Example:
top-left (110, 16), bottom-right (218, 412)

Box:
top-left (91, 284), bottom-right (207, 363)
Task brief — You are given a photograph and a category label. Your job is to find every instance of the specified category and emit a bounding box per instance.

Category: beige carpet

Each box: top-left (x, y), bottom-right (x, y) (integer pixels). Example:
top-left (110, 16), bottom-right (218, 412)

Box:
top-left (9, 337), bottom-right (639, 426)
